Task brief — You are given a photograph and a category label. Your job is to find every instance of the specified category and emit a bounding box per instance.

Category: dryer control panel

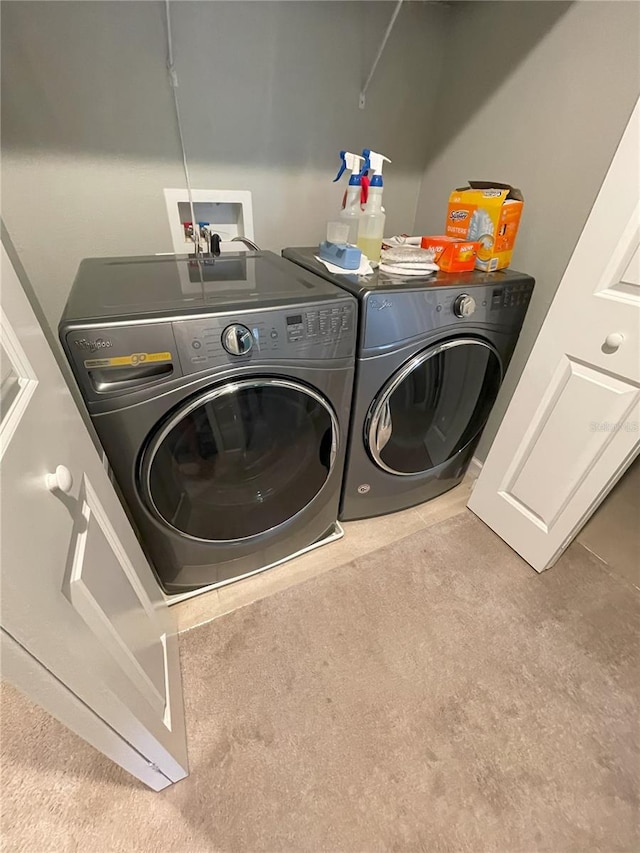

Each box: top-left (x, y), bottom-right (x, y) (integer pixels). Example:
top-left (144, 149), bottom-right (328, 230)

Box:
top-left (172, 300), bottom-right (356, 375)
top-left (363, 277), bottom-right (534, 352)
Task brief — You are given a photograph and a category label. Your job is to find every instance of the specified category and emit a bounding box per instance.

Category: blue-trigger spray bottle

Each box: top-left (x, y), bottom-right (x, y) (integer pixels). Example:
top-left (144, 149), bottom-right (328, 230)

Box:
top-left (333, 151), bottom-right (365, 245)
top-left (356, 149), bottom-right (391, 264)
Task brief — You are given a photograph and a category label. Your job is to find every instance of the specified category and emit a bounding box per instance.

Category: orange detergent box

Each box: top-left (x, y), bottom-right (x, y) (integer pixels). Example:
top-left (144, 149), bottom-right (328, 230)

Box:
top-left (420, 235), bottom-right (480, 272)
top-left (445, 181), bottom-right (524, 271)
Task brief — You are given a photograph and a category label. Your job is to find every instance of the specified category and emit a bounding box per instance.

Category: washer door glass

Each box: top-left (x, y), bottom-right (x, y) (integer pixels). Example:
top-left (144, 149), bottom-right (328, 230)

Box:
top-left (366, 339), bottom-right (502, 476)
top-left (141, 378), bottom-right (337, 541)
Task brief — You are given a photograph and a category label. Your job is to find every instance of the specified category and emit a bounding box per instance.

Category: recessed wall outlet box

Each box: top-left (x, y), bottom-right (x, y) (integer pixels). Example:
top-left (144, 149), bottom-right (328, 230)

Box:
top-left (163, 189), bottom-right (254, 254)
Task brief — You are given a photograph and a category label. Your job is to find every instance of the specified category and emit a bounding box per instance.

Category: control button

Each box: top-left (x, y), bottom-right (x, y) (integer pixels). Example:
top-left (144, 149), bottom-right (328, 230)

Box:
top-left (221, 324), bottom-right (253, 356)
top-left (192, 340), bottom-right (202, 349)
top-left (270, 329), bottom-right (279, 339)
top-left (436, 305), bottom-right (442, 312)
top-left (453, 294), bottom-right (476, 319)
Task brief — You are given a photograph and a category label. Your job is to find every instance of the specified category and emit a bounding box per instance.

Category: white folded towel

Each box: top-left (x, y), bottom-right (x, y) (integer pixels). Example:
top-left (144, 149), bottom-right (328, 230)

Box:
top-left (379, 263), bottom-right (438, 277)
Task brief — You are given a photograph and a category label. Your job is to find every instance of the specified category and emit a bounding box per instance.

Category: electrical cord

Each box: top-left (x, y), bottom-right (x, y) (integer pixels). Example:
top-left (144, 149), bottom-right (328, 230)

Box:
top-left (165, 0), bottom-right (200, 256)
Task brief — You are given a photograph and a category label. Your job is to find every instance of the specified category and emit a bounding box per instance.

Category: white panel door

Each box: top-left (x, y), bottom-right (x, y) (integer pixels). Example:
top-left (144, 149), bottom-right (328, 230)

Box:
top-left (0, 243), bottom-right (188, 789)
top-left (468, 99), bottom-right (640, 572)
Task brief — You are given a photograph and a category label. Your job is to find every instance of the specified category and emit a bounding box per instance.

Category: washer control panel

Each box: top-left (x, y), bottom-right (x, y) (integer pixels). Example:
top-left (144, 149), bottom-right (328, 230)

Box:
top-left (287, 304), bottom-right (353, 342)
top-left (172, 301), bottom-right (356, 374)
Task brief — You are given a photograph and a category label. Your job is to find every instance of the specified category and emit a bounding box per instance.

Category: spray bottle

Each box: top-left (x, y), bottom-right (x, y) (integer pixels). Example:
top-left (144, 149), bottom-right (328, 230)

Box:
top-left (333, 151), bottom-right (365, 245)
top-left (356, 149), bottom-right (391, 264)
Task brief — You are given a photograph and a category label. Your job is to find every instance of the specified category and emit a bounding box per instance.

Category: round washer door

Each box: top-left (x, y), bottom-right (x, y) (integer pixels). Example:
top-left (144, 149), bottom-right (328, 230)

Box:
top-left (366, 338), bottom-right (502, 476)
top-left (140, 378), bottom-right (338, 542)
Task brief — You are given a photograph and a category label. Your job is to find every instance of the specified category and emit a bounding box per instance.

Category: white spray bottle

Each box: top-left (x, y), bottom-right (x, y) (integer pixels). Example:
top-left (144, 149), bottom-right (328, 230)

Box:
top-left (333, 151), bottom-right (365, 245)
top-left (356, 149), bottom-right (391, 263)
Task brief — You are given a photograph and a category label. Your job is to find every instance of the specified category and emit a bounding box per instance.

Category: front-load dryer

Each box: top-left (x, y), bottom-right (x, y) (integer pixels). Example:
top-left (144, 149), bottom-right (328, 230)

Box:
top-left (282, 248), bottom-right (534, 520)
top-left (59, 251), bottom-right (356, 593)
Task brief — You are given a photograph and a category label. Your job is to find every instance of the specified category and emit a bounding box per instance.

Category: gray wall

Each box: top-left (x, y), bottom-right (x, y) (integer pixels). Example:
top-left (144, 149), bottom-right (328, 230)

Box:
top-left (3, 0), bottom-right (640, 464)
top-left (1, 0), bottom-right (448, 330)
top-left (413, 0), bottom-right (640, 459)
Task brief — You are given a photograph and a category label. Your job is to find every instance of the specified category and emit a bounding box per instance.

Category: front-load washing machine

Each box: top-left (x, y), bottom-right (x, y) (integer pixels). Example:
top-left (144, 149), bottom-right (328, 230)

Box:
top-left (282, 248), bottom-right (534, 520)
top-left (59, 251), bottom-right (356, 593)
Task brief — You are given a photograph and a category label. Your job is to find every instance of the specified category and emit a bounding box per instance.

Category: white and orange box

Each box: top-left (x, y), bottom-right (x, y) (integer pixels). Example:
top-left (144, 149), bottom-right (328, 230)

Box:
top-left (445, 181), bottom-right (524, 271)
top-left (420, 235), bottom-right (480, 273)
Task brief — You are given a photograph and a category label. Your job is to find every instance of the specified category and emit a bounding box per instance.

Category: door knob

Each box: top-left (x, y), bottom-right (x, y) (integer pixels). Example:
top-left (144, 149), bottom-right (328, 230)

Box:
top-left (46, 465), bottom-right (74, 494)
top-left (604, 332), bottom-right (624, 351)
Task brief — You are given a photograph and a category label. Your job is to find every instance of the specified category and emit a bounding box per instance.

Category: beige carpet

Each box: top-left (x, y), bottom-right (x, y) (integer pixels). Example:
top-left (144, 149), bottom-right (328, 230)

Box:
top-left (2, 512), bottom-right (638, 852)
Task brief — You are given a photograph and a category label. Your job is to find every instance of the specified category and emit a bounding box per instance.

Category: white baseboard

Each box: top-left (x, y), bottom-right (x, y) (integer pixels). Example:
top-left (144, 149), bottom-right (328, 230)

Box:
top-left (467, 456), bottom-right (484, 481)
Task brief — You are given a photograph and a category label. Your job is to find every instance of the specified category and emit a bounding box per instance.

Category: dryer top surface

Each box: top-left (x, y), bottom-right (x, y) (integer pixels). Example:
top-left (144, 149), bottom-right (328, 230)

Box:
top-left (282, 247), bottom-right (534, 296)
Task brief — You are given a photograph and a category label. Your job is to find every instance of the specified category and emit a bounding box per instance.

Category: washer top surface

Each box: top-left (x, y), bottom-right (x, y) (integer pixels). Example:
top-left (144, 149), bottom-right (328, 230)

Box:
top-left (62, 250), bottom-right (348, 325)
top-left (282, 247), bottom-right (534, 296)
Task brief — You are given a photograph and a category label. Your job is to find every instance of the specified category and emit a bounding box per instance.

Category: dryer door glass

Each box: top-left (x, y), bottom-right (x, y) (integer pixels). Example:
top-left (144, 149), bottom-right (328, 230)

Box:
top-left (141, 379), bottom-right (337, 541)
top-left (367, 339), bottom-right (502, 476)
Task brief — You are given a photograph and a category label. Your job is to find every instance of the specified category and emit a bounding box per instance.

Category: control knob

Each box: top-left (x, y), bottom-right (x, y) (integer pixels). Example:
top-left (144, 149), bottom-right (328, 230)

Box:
top-left (222, 324), bottom-right (253, 356)
top-left (453, 293), bottom-right (476, 318)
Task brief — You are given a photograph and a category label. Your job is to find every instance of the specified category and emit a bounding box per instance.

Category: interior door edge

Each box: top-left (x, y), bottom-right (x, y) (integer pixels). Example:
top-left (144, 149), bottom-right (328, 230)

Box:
top-left (0, 627), bottom-right (183, 791)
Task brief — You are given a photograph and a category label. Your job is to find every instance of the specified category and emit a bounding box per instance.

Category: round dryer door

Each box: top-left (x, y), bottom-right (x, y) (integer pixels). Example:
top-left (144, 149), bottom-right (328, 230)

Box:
top-left (140, 378), bottom-right (338, 542)
top-left (366, 338), bottom-right (502, 476)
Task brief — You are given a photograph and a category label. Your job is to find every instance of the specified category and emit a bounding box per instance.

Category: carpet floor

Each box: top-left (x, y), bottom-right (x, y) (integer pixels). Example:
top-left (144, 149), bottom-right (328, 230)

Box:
top-left (1, 511), bottom-right (638, 852)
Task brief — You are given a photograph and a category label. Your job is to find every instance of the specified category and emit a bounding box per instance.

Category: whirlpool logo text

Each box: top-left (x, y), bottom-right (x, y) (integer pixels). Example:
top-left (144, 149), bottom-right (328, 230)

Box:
top-left (370, 298), bottom-right (393, 311)
top-left (74, 338), bottom-right (113, 353)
